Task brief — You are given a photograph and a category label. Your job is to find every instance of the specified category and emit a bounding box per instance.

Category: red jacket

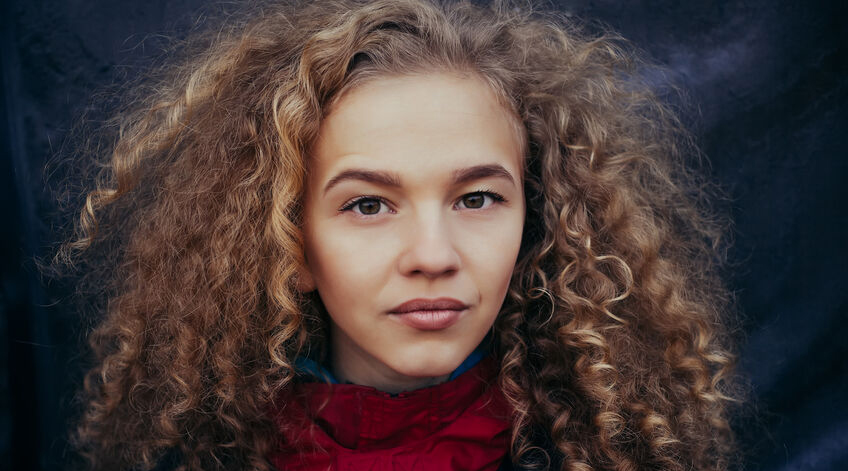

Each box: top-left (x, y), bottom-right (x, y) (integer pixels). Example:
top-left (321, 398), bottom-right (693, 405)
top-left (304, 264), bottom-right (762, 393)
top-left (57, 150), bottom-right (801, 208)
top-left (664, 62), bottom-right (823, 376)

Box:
top-left (269, 357), bottom-right (512, 470)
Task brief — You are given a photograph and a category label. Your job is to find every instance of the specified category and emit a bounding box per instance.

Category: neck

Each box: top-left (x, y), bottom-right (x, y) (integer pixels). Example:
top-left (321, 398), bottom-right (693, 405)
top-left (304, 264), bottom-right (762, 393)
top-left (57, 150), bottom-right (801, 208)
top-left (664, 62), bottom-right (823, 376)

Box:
top-left (329, 326), bottom-right (450, 394)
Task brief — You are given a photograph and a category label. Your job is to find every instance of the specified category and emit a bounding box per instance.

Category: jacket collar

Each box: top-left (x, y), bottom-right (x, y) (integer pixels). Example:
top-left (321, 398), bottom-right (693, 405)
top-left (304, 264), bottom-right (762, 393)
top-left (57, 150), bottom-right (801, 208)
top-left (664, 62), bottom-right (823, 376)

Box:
top-left (269, 356), bottom-right (512, 470)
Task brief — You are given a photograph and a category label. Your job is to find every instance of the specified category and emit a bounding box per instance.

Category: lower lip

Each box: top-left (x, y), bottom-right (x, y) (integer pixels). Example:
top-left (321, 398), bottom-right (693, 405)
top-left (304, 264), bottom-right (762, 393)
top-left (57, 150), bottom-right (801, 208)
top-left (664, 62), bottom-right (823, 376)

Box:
top-left (389, 309), bottom-right (465, 331)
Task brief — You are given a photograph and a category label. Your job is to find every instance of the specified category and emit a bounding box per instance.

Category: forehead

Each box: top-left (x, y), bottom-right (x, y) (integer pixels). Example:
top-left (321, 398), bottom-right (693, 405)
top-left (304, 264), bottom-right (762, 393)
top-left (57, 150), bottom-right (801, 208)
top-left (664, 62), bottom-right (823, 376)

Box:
top-left (311, 73), bottom-right (525, 181)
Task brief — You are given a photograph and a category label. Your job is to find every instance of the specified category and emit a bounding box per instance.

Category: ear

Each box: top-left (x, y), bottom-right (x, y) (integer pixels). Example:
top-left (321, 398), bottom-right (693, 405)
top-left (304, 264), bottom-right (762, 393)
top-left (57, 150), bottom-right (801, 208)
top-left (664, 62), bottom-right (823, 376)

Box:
top-left (295, 258), bottom-right (316, 293)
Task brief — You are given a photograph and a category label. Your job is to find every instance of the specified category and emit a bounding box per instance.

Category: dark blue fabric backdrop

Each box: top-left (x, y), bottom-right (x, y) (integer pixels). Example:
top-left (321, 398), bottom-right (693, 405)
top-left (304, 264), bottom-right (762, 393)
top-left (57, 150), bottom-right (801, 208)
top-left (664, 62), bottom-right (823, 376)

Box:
top-left (1, 0), bottom-right (845, 469)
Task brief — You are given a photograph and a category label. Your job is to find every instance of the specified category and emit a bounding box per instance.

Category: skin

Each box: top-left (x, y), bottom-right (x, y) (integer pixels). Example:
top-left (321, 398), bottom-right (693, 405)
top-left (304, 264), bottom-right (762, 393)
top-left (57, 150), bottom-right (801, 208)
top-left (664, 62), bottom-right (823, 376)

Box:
top-left (300, 72), bottom-right (525, 393)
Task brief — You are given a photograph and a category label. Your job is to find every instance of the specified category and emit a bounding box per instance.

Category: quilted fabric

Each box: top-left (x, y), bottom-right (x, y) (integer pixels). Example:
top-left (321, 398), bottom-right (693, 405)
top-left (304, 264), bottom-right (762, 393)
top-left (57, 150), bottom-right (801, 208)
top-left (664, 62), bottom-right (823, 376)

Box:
top-left (269, 357), bottom-right (511, 470)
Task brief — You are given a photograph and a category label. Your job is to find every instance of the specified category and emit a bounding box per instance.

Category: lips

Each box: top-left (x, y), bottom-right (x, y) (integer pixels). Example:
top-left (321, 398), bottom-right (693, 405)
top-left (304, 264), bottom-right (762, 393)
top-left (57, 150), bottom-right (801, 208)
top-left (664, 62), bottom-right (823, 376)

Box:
top-left (388, 298), bottom-right (469, 314)
top-left (388, 298), bottom-right (469, 331)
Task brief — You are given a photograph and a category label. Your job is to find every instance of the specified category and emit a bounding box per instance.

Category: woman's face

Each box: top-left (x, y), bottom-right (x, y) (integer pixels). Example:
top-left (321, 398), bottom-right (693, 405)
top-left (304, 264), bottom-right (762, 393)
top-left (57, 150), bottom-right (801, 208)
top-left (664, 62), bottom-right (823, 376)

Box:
top-left (301, 73), bottom-right (525, 393)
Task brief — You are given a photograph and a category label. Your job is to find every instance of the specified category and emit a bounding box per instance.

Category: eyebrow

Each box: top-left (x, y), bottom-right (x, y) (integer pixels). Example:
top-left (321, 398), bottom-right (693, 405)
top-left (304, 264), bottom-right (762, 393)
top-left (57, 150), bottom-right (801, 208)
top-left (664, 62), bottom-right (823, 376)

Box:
top-left (322, 163), bottom-right (516, 194)
top-left (452, 164), bottom-right (516, 187)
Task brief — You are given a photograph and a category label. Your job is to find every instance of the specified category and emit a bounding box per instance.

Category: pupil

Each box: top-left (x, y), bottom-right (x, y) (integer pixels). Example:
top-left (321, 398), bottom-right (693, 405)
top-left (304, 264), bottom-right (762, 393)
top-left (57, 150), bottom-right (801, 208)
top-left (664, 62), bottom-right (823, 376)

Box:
top-left (465, 194), bottom-right (484, 208)
top-left (359, 200), bottom-right (380, 214)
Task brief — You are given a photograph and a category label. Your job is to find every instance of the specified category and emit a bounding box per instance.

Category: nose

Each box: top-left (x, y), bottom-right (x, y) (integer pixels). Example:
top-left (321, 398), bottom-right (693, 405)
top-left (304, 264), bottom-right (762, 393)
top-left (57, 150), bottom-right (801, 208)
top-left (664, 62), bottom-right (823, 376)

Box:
top-left (397, 211), bottom-right (461, 278)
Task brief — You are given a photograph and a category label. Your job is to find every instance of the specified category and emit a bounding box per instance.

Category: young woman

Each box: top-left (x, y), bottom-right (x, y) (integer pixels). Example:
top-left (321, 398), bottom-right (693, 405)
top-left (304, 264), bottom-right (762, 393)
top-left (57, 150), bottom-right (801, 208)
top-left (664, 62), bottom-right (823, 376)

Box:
top-left (65, 0), bottom-right (739, 470)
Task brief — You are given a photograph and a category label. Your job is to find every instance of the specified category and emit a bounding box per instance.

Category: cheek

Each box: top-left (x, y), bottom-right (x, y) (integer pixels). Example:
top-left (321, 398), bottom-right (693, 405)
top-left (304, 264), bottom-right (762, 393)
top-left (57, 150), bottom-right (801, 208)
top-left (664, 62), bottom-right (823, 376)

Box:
top-left (489, 233), bottom-right (523, 294)
top-left (459, 214), bottom-right (524, 298)
top-left (305, 224), bottom-right (392, 306)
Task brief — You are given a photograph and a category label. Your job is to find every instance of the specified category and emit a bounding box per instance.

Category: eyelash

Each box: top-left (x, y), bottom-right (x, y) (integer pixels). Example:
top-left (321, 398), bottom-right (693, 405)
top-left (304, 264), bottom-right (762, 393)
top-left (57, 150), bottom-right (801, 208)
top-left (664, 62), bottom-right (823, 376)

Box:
top-left (338, 190), bottom-right (507, 215)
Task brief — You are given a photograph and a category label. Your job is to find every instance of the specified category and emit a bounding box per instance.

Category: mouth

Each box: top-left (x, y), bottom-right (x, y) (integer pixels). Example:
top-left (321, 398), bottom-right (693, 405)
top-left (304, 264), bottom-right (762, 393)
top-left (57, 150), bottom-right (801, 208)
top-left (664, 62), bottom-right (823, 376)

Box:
top-left (388, 297), bottom-right (470, 331)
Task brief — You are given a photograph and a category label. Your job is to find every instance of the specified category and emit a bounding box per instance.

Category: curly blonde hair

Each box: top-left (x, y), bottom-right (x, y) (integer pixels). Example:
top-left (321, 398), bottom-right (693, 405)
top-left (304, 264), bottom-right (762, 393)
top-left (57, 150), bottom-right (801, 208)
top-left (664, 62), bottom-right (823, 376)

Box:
top-left (64, 0), bottom-right (739, 469)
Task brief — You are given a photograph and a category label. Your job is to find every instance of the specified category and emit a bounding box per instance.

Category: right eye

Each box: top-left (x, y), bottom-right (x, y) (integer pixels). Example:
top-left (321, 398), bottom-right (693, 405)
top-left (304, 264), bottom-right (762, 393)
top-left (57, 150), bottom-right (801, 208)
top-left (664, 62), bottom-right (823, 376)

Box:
top-left (339, 196), bottom-right (391, 216)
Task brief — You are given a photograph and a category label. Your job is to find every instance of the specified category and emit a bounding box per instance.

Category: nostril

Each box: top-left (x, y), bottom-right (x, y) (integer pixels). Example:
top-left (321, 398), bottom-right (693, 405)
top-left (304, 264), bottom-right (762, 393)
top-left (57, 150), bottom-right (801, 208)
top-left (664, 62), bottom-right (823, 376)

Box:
top-left (399, 243), bottom-right (461, 277)
top-left (411, 265), bottom-right (458, 279)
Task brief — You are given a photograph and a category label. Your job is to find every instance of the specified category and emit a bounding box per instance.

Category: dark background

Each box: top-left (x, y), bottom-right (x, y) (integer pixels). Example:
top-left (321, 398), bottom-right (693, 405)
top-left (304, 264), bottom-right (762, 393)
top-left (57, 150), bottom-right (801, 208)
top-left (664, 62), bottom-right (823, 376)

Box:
top-left (2, 0), bottom-right (845, 469)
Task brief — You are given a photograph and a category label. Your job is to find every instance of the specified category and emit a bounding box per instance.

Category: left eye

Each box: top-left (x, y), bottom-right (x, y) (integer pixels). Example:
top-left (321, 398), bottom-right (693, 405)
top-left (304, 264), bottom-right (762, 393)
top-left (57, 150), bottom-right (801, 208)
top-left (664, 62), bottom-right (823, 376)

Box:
top-left (456, 191), bottom-right (503, 210)
top-left (340, 196), bottom-right (391, 216)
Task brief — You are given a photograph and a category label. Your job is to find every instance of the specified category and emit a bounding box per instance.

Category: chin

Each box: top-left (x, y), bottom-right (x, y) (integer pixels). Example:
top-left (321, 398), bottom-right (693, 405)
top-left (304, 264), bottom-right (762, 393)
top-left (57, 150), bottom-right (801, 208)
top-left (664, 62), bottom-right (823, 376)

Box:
top-left (386, 346), bottom-right (465, 379)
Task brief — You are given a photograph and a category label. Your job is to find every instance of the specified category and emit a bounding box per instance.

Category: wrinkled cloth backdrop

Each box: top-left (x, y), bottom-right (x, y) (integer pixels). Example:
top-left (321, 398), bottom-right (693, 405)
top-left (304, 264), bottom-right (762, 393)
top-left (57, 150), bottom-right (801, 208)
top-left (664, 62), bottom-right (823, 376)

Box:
top-left (1, 0), bottom-right (845, 469)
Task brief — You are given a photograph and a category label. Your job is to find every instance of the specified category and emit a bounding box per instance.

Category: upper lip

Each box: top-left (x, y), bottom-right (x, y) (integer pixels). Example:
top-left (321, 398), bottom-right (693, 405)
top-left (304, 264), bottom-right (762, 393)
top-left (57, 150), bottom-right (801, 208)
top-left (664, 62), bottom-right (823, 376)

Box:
top-left (388, 297), bottom-right (470, 314)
